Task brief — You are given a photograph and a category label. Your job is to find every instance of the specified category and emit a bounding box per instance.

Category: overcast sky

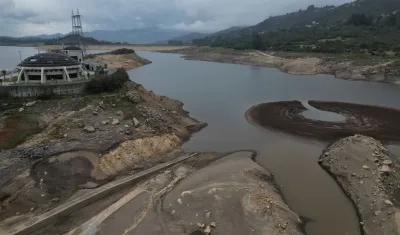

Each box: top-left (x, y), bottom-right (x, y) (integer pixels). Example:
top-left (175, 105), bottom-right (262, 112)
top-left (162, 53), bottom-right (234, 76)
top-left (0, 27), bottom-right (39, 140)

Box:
top-left (0, 0), bottom-right (353, 37)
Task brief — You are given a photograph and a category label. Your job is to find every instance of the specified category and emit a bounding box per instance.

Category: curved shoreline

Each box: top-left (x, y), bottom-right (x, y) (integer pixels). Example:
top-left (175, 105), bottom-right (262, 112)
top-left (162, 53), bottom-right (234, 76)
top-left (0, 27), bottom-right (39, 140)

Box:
top-left (245, 100), bottom-right (400, 143)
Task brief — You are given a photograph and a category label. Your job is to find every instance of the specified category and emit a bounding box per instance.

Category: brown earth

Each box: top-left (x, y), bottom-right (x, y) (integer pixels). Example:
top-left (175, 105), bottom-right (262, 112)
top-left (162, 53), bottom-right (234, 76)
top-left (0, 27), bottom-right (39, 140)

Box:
top-left (319, 135), bottom-right (400, 235)
top-left (86, 53), bottom-right (152, 70)
top-left (246, 100), bottom-right (400, 143)
top-left (0, 75), bottom-right (206, 222)
top-left (164, 47), bottom-right (400, 85)
top-left (20, 151), bottom-right (304, 235)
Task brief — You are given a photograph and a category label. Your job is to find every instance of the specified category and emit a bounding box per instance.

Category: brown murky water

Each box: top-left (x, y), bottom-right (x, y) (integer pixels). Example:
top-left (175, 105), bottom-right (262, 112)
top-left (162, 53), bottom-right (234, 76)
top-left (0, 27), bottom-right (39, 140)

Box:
top-left (129, 51), bottom-right (400, 235)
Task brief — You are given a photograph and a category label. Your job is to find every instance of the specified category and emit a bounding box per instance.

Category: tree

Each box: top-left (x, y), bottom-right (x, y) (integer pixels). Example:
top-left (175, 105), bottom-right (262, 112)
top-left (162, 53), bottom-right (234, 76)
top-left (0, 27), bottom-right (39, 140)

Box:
top-left (252, 32), bottom-right (265, 50)
top-left (347, 13), bottom-right (372, 26)
top-left (1, 70), bottom-right (6, 83)
top-left (307, 5), bottom-right (315, 11)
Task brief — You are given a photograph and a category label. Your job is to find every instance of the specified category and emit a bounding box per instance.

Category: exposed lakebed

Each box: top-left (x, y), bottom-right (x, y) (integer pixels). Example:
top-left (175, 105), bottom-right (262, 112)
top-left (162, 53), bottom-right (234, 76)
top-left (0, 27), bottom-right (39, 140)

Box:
top-left (130, 51), bottom-right (400, 235)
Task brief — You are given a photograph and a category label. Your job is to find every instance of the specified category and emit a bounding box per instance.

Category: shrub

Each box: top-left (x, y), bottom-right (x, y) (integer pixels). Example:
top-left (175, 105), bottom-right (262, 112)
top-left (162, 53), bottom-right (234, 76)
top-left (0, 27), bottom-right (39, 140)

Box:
top-left (110, 48), bottom-right (135, 55)
top-left (85, 68), bottom-right (129, 93)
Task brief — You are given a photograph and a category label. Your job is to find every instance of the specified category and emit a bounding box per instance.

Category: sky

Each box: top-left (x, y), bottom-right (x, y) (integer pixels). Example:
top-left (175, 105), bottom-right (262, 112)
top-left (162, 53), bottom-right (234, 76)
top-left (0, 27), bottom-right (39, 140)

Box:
top-left (0, 0), bottom-right (353, 37)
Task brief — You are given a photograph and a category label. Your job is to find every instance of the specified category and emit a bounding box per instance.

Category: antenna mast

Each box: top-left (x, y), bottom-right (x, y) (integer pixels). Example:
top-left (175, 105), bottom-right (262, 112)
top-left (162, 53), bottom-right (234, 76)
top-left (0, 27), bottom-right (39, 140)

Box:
top-left (71, 9), bottom-right (87, 55)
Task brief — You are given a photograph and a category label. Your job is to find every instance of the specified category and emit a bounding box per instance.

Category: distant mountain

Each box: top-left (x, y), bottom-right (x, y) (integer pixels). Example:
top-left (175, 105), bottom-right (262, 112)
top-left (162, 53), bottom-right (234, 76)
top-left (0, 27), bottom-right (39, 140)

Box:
top-left (192, 0), bottom-right (400, 53)
top-left (0, 36), bottom-right (46, 46)
top-left (195, 0), bottom-right (400, 42)
top-left (84, 27), bottom-right (191, 44)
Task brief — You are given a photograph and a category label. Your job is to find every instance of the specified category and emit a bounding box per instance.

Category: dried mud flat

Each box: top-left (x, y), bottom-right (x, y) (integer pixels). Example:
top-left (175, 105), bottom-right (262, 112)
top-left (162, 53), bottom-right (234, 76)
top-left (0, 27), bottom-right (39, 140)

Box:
top-left (246, 100), bottom-right (400, 142)
top-left (23, 152), bottom-right (304, 235)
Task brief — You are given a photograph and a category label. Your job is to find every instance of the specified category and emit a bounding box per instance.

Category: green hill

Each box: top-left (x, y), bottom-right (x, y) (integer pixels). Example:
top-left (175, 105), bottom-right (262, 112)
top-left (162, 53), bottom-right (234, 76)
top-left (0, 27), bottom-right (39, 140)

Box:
top-left (193, 0), bottom-right (400, 55)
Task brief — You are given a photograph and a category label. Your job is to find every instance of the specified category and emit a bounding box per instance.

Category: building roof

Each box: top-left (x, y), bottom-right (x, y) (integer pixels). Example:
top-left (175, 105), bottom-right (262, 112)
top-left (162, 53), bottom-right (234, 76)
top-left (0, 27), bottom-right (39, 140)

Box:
top-left (18, 53), bottom-right (80, 67)
top-left (63, 46), bottom-right (82, 51)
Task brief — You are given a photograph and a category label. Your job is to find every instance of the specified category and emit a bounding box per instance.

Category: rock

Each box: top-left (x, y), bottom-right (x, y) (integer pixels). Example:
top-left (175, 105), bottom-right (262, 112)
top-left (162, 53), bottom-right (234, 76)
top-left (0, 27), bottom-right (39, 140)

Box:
top-left (197, 223), bottom-right (205, 228)
top-left (29, 207), bottom-right (36, 212)
top-left (102, 120), bottom-right (109, 125)
top-left (63, 134), bottom-right (68, 138)
top-left (19, 107), bottom-right (24, 112)
top-left (205, 212), bottom-right (211, 219)
top-left (83, 126), bottom-right (95, 133)
top-left (92, 110), bottom-right (99, 115)
top-left (384, 200), bottom-right (393, 206)
top-left (383, 160), bottom-right (393, 165)
top-left (362, 165), bottom-right (370, 170)
top-left (379, 165), bottom-right (391, 173)
top-left (116, 110), bottom-right (124, 117)
top-left (112, 119), bottom-right (120, 125)
top-left (133, 117), bottom-right (140, 128)
top-left (99, 101), bottom-right (105, 108)
top-left (112, 104), bottom-right (116, 108)
top-left (210, 222), bottom-right (216, 228)
top-left (374, 211), bottom-right (382, 216)
top-left (79, 182), bottom-right (99, 189)
top-left (25, 101), bottom-right (36, 107)
top-left (126, 91), bottom-right (141, 103)
top-left (360, 222), bottom-right (364, 225)
top-left (124, 129), bottom-right (132, 135)
top-left (204, 225), bottom-right (211, 234)
top-left (50, 197), bottom-right (60, 203)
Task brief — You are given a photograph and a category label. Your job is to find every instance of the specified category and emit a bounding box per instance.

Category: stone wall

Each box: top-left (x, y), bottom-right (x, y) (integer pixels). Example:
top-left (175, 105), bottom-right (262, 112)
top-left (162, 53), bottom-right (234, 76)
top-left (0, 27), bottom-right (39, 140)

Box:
top-left (0, 82), bottom-right (87, 97)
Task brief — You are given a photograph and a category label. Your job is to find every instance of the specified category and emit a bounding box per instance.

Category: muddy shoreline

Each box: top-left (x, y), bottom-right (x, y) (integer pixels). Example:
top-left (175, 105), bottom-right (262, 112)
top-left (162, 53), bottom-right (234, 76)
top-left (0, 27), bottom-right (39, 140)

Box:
top-left (246, 100), bottom-right (400, 234)
top-left (162, 47), bottom-right (400, 85)
top-left (245, 100), bottom-right (400, 143)
top-left (320, 135), bottom-right (400, 235)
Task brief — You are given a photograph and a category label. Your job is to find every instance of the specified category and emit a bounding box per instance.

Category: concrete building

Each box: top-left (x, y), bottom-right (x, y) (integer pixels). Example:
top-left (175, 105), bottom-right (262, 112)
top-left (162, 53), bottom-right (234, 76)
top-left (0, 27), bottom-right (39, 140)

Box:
top-left (16, 53), bottom-right (88, 84)
top-left (62, 46), bottom-right (84, 63)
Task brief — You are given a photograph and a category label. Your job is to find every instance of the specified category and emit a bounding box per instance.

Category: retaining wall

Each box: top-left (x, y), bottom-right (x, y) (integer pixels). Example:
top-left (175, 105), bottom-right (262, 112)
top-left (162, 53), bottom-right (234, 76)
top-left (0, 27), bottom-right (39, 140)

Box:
top-left (0, 82), bottom-right (87, 97)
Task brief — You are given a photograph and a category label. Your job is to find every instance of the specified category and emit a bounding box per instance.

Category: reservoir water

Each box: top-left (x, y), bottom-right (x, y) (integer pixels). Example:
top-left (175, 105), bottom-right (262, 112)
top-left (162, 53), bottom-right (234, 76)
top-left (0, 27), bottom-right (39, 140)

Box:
top-left (2, 47), bottom-right (400, 235)
top-left (129, 51), bottom-right (400, 235)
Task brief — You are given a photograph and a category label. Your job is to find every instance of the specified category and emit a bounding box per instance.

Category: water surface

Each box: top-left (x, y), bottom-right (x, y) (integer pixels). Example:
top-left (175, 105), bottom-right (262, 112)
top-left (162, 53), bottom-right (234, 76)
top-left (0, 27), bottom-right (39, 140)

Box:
top-left (130, 51), bottom-right (400, 235)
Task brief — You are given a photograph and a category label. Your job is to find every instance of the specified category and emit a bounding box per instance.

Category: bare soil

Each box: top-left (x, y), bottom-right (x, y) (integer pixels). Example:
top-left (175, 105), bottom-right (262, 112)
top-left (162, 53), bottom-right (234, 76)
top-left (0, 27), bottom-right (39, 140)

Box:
top-left (319, 135), bottom-right (400, 235)
top-left (86, 53), bottom-right (152, 70)
top-left (28, 151), bottom-right (303, 235)
top-left (246, 100), bottom-right (400, 142)
top-left (0, 78), bottom-right (206, 221)
top-left (164, 47), bottom-right (400, 85)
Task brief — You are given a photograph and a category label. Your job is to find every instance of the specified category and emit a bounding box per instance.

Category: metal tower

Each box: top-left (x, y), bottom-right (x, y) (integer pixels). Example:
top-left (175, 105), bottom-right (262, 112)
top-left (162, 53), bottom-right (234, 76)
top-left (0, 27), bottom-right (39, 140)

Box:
top-left (71, 9), bottom-right (87, 54)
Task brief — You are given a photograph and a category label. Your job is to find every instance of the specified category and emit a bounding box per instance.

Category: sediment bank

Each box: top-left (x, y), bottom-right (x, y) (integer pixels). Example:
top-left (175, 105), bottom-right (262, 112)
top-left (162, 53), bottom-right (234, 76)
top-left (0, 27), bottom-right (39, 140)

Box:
top-left (164, 47), bottom-right (400, 85)
top-left (246, 100), bottom-right (400, 142)
top-left (85, 49), bottom-right (152, 70)
top-left (320, 135), bottom-right (400, 235)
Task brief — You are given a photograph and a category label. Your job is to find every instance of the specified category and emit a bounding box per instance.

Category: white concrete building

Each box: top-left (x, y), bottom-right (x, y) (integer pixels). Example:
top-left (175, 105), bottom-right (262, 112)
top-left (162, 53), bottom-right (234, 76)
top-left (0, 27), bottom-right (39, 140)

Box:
top-left (16, 53), bottom-right (88, 84)
top-left (62, 46), bottom-right (84, 63)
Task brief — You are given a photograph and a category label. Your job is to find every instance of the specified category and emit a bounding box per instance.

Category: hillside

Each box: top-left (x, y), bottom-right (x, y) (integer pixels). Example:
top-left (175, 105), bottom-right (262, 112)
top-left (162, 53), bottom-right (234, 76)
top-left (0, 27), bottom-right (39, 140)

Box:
top-left (193, 0), bottom-right (400, 55)
top-left (45, 34), bottom-right (113, 45)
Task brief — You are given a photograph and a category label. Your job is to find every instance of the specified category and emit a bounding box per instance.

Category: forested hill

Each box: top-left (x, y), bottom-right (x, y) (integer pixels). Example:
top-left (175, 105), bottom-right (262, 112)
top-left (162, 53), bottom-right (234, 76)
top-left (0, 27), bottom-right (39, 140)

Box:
top-left (193, 0), bottom-right (400, 55)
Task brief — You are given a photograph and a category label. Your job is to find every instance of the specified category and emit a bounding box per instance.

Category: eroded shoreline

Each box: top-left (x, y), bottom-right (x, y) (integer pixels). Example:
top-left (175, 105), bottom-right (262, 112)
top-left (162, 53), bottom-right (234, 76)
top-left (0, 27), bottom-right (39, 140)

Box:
top-left (162, 47), bottom-right (400, 85)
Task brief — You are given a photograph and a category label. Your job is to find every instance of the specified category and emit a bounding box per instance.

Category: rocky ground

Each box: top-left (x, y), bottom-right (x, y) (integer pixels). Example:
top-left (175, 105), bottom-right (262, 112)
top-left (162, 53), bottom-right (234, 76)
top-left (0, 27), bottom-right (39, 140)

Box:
top-left (320, 135), bottom-right (400, 235)
top-left (85, 49), bottom-right (152, 70)
top-left (0, 77), bottom-right (206, 223)
top-left (14, 151), bottom-right (304, 235)
top-left (164, 47), bottom-right (400, 85)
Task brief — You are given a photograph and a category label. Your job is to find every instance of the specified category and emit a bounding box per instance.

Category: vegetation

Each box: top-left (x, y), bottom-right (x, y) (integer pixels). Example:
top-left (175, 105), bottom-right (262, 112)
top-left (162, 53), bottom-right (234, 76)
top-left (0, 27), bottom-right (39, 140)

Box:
top-left (192, 0), bottom-right (400, 55)
top-left (109, 48), bottom-right (135, 54)
top-left (85, 68), bottom-right (129, 93)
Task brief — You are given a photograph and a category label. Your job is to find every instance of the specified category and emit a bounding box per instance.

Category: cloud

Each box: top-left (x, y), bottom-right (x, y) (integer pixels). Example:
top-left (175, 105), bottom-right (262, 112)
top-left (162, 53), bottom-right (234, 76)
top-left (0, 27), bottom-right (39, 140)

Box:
top-left (0, 0), bottom-right (353, 36)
